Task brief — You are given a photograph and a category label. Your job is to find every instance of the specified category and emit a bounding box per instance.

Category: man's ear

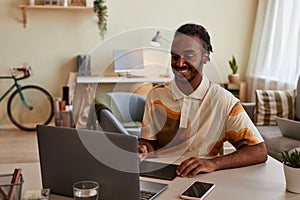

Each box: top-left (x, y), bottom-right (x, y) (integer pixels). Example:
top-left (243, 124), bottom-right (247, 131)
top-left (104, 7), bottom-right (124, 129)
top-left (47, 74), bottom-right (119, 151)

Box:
top-left (202, 52), bottom-right (210, 64)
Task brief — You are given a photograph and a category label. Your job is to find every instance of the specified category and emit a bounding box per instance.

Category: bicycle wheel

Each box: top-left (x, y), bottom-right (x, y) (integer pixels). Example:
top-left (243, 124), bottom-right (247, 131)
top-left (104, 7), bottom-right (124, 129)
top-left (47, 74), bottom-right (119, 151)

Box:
top-left (7, 85), bottom-right (54, 131)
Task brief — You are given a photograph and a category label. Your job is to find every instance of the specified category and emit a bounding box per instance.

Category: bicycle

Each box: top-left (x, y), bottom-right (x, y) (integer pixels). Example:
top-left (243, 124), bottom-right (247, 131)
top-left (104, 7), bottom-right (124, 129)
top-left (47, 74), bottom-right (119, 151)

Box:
top-left (0, 66), bottom-right (54, 131)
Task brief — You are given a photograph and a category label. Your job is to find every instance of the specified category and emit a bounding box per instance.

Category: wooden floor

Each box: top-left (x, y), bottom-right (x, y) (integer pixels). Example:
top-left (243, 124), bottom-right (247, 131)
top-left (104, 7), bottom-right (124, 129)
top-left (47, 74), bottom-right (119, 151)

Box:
top-left (0, 129), bottom-right (39, 164)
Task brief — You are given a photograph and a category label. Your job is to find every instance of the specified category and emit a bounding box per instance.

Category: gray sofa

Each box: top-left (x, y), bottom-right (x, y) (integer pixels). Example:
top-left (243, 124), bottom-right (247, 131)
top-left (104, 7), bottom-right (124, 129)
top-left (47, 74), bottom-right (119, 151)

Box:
top-left (243, 102), bottom-right (300, 161)
top-left (242, 76), bottom-right (300, 162)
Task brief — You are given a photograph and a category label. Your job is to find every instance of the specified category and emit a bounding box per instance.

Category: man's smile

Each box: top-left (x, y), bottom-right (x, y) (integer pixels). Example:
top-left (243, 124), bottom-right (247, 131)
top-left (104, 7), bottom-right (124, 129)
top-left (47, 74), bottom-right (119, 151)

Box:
top-left (174, 66), bottom-right (191, 73)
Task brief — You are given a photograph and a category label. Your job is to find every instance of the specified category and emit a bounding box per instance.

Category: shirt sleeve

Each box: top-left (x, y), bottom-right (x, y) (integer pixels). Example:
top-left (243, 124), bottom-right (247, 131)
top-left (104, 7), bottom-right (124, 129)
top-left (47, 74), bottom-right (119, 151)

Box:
top-left (224, 102), bottom-right (264, 149)
top-left (140, 93), bottom-right (158, 141)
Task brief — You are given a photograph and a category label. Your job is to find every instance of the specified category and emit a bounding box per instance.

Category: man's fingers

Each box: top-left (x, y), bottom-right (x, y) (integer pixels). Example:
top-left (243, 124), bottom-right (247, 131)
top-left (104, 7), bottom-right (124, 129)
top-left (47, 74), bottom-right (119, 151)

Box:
top-left (176, 157), bottom-right (212, 177)
top-left (176, 157), bottom-right (196, 176)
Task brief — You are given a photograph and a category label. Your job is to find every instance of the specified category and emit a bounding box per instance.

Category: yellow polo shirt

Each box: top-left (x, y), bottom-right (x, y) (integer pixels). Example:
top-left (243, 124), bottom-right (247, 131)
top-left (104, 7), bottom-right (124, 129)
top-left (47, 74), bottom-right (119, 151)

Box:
top-left (141, 75), bottom-right (264, 158)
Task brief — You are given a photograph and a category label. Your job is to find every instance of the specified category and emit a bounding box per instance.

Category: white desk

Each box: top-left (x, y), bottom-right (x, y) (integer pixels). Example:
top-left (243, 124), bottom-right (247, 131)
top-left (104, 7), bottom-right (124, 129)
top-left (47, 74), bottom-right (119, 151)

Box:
top-left (77, 76), bottom-right (172, 84)
top-left (1, 157), bottom-right (299, 200)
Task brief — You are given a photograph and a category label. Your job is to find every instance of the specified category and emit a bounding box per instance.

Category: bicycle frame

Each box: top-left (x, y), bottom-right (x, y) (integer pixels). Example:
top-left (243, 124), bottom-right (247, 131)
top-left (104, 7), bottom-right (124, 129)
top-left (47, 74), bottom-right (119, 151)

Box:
top-left (0, 74), bottom-right (32, 109)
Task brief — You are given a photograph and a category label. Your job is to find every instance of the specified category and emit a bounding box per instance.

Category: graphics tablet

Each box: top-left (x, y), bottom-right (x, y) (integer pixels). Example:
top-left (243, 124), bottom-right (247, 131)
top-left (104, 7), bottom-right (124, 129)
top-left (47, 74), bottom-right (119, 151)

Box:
top-left (140, 161), bottom-right (178, 180)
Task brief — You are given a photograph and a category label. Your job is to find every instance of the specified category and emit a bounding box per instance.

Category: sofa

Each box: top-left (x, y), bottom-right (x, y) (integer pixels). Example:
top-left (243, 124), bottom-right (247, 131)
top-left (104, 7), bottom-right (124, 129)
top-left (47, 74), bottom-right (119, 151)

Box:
top-left (242, 76), bottom-right (300, 162)
top-left (243, 103), bottom-right (300, 161)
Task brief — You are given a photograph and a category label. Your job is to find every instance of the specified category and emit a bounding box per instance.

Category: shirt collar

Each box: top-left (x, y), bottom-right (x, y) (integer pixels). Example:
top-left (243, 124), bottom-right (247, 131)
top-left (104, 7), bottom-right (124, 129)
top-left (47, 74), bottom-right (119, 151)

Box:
top-left (168, 75), bottom-right (210, 100)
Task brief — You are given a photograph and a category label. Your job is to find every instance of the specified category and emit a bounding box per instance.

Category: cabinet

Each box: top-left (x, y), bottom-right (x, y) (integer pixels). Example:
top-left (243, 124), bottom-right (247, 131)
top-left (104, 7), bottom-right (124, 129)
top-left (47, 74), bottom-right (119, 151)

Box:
top-left (19, 5), bottom-right (93, 28)
top-left (221, 82), bottom-right (247, 102)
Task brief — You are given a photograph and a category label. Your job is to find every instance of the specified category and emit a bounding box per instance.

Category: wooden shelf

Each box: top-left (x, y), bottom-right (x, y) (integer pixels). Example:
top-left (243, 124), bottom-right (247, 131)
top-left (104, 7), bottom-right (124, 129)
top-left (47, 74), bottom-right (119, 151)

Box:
top-left (19, 5), bottom-right (93, 28)
top-left (77, 76), bottom-right (172, 84)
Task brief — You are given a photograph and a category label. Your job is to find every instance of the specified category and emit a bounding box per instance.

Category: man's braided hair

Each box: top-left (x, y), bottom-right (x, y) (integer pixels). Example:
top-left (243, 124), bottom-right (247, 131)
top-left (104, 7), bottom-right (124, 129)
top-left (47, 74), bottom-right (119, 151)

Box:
top-left (175, 23), bottom-right (213, 53)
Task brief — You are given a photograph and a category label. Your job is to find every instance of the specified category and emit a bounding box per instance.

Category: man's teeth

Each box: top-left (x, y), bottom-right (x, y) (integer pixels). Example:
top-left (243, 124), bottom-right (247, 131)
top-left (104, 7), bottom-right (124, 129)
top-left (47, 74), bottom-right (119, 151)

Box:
top-left (178, 68), bottom-right (188, 72)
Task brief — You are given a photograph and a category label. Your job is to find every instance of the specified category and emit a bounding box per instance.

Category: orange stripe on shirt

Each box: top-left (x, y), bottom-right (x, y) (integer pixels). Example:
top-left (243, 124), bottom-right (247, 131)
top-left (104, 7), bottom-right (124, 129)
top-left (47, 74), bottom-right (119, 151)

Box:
top-left (151, 100), bottom-right (181, 119)
top-left (208, 128), bottom-right (260, 156)
top-left (229, 103), bottom-right (245, 116)
top-left (224, 128), bottom-right (260, 144)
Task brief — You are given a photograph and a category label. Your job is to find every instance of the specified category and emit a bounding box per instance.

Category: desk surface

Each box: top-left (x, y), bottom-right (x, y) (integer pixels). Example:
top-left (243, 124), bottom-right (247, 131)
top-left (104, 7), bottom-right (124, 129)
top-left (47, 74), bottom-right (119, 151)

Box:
top-left (0, 156), bottom-right (299, 200)
top-left (77, 75), bottom-right (172, 84)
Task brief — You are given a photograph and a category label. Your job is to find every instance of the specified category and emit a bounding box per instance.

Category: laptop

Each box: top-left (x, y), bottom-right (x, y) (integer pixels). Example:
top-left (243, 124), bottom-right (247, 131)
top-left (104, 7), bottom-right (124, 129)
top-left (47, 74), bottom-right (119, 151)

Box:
top-left (37, 125), bottom-right (168, 200)
top-left (276, 117), bottom-right (300, 140)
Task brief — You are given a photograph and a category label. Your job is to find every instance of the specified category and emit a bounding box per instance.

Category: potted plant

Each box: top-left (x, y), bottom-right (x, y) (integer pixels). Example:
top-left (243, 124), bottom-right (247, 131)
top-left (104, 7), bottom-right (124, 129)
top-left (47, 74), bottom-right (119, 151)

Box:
top-left (282, 149), bottom-right (300, 193)
top-left (228, 55), bottom-right (240, 83)
top-left (93, 0), bottom-right (108, 39)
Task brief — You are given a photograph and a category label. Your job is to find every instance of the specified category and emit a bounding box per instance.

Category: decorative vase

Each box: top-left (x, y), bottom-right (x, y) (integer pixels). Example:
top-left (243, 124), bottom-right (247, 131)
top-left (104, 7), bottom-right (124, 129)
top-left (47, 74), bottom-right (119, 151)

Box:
top-left (283, 164), bottom-right (300, 193)
top-left (228, 74), bottom-right (240, 84)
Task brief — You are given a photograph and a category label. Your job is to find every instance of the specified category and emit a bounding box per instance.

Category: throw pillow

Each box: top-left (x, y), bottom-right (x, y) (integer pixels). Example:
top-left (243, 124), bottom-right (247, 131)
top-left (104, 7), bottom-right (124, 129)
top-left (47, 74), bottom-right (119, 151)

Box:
top-left (255, 89), bottom-right (295, 125)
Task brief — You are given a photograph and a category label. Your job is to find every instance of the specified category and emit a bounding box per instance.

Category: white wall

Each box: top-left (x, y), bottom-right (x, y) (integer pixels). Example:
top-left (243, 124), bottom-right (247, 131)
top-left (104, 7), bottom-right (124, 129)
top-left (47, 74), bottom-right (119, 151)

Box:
top-left (0, 0), bottom-right (258, 126)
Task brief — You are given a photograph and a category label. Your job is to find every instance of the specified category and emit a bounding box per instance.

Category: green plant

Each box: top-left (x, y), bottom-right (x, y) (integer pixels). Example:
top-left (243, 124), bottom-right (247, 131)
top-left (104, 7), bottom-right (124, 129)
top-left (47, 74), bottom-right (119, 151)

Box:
top-left (282, 149), bottom-right (300, 168)
top-left (228, 55), bottom-right (238, 74)
top-left (93, 0), bottom-right (108, 39)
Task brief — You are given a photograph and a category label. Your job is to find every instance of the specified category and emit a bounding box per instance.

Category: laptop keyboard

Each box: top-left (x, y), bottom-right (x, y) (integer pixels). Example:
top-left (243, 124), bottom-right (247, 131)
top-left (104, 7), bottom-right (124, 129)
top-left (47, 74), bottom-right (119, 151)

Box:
top-left (140, 190), bottom-right (156, 200)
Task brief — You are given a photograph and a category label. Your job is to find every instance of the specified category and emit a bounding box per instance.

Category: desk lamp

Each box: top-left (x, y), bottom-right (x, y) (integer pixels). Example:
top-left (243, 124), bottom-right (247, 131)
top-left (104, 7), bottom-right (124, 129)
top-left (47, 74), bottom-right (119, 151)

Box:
top-left (150, 31), bottom-right (169, 47)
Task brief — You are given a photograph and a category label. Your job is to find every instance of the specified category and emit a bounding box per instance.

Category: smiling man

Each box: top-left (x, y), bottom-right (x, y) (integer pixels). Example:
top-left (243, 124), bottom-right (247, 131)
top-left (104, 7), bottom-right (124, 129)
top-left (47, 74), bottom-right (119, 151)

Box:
top-left (139, 23), bottom-right (267, 178)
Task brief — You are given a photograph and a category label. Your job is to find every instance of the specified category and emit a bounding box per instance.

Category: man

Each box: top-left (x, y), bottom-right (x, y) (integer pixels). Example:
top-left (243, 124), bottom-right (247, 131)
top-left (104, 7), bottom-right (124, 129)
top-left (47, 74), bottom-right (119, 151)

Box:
top-left (139, 23), bottom-right (267, 178)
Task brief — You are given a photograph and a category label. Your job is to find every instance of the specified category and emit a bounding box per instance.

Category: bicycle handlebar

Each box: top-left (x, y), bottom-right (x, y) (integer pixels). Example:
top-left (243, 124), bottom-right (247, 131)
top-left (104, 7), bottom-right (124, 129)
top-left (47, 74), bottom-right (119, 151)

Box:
top-left (10, 65), bottom-right (32, 80)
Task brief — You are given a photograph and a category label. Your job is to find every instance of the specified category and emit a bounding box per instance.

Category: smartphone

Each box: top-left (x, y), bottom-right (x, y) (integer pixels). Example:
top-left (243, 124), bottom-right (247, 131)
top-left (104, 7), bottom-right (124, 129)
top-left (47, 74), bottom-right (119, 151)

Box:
top-left (180, 181), bottom-right (215, 200)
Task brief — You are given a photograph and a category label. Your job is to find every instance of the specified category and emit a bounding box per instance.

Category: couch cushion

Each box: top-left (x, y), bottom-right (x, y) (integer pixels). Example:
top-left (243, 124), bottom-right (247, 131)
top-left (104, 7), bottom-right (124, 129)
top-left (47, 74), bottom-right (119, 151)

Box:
top-left (256, 126), bottom-right (300, 162)
top-left (265, 136), bottom-right (300, 162)
top-left (254, 89), bottom-right (295, 125)
top-left (295, 75), bottom-right (300, 120)
top-left (256, 125), bottom-right (282, 140)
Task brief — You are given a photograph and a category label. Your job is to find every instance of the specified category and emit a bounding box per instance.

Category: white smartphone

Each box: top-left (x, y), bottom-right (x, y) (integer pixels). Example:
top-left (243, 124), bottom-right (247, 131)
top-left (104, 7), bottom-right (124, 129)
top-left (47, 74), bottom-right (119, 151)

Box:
top-left (180, 181), bottom-right (215, 200)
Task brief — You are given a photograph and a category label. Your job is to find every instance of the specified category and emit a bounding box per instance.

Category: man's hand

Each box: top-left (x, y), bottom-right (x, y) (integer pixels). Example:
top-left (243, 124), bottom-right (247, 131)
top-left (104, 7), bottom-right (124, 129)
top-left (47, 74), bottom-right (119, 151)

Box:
top-left (138, 144), bottom-right (148, 161)
top-left (176, 143), bottom-right (268, 178)
top-left (176, 157), bottom-right (217, 178)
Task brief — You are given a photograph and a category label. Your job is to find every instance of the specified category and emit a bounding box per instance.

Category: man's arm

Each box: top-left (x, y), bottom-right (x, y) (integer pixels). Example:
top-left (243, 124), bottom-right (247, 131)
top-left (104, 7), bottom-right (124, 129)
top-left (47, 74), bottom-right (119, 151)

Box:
top-left (176, 142), bottom-right (267, 177)
top-left (211, 142), bottom-right (267, 170)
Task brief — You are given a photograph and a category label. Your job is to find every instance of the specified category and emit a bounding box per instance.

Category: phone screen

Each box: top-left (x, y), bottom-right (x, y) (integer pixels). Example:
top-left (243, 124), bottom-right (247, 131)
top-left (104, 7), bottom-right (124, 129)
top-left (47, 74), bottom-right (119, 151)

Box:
top-left (181, 181), bottom-right (215, 199)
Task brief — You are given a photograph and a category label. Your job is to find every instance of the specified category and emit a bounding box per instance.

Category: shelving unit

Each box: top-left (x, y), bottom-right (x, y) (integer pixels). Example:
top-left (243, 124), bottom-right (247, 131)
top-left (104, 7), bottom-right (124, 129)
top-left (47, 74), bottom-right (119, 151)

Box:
top-left (19, 5), bottom-right (93, 28)
top-left (220, 81), bottom-right (247, 102)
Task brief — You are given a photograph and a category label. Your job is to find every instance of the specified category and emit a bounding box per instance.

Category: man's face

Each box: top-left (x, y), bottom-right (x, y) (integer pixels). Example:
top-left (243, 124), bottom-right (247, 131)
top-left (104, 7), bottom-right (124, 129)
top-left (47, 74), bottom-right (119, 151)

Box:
top-left (171, 34), bottom-right (206, 83)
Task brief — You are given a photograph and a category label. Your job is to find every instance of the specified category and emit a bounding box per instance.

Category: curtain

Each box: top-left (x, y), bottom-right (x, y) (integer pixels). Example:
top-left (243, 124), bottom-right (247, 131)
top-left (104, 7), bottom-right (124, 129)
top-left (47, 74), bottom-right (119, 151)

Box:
top-left (246, 0), bottom-right (300, 101)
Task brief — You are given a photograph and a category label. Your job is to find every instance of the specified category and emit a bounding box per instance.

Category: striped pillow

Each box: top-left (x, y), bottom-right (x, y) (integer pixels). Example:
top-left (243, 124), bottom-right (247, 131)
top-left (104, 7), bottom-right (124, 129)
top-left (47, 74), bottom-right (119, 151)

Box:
top-left (255, 89), bottom-right (295, 125)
